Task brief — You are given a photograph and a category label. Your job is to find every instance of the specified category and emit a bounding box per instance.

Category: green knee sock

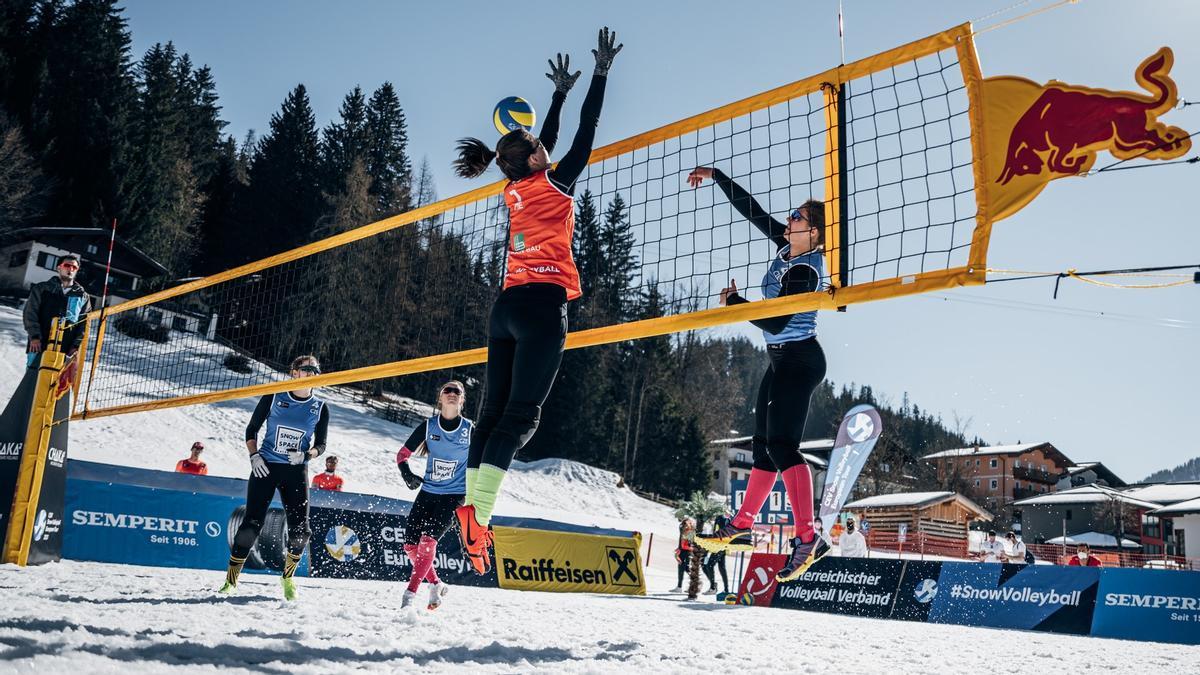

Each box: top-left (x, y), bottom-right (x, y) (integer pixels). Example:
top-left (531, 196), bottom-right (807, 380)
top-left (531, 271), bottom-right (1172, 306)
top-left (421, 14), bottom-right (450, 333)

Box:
top-left (471, 463), bottom-right (507, 526)
top-left (465, 467), bottom-right (478, 505)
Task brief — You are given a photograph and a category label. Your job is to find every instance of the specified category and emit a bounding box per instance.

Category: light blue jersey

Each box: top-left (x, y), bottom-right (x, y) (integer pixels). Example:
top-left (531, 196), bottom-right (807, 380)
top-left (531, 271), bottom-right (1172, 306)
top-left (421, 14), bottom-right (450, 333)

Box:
top-left (257, 392), bottom-right (326, 464)
top-left (421, 414), bottom-right (471, 495)
top-left (760, 245), bottom-right (826, 345)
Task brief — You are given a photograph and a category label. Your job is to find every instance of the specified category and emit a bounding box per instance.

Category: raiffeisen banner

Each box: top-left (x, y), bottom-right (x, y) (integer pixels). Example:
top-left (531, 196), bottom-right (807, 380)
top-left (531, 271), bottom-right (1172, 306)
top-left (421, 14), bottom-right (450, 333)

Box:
top-left (492, 526), bottom-right (645, 596)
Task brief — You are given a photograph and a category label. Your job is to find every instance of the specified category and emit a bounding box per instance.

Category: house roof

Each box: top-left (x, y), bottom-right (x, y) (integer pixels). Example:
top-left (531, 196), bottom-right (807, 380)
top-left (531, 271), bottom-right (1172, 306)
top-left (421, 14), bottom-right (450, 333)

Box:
top-left (1012, 484), bottom-right (1162, 510)
top-left (1, 227), bottom-right (169, 277)
top-left (844, 491), bottom-right (993, 520)
top-left (1065, 461), bottom-right (1127, 488)
top-left (1046, 532), bottom-right (1141, 549)
top-left (922, 442), bottom-right (1075, 468)
top-left (1121, 482), bottom-right (1200, 505)
top-left (1151, 496), bottom-right (1200, 517)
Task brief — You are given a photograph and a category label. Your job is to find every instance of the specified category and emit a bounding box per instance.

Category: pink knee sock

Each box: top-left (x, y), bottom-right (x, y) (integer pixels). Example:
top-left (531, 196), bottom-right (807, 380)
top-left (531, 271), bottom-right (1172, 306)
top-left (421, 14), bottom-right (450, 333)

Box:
top-left (405, 540), bottom-right (437, 593)
top-left (419, 536), bottom-right (440, 584)
top-left (781, 464), bottom-right (815, 540)
top-left (731, 468), bottom-right (778, 529)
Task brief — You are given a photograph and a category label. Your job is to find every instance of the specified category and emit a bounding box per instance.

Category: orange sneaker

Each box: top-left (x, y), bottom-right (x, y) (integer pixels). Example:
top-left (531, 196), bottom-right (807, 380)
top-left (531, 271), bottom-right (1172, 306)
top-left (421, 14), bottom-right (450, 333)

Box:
top-left (455, 505), bottom-right (493, 575)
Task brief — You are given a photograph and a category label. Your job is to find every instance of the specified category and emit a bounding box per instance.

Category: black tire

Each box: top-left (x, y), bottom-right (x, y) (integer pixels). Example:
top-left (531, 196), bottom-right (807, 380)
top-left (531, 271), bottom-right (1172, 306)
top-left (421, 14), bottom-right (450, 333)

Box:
top-left (257, 508), bottom-right (289, 571)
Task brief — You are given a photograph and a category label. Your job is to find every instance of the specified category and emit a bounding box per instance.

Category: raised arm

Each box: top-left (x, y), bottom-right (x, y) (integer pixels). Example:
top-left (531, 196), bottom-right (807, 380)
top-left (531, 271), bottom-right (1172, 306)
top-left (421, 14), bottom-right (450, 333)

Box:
top-left (690, 167), bottom-right (788, 249)
top-left (540, 53), bottom-right (579, 154)
top-left (548, 27), bottom-right (622, 192)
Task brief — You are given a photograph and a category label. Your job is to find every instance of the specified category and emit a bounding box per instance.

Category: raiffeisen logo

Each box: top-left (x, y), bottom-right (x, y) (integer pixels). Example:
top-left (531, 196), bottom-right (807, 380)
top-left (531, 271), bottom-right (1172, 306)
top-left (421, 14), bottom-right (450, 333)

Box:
top-left (501, 558), bottom-right (608, 586)
top-left (71, 510), bottom-right (200, 534)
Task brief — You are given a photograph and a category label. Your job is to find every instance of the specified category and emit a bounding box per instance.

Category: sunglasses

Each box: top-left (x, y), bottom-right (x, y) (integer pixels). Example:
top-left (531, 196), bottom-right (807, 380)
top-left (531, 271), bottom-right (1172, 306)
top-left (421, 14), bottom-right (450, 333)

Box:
top-left (442, 386), bottom-right (463, 395)
top-left (59, 263), bottom-right (79, 270)
top-left (788, 208), bottom-right (808, 222)
top-left (297, 364), bottom-right (321, 374)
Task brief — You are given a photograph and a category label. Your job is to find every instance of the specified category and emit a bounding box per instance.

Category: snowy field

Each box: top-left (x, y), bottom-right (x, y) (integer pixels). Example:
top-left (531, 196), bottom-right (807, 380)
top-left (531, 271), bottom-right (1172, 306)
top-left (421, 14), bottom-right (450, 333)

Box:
top-left (1, 560), bottom-right (1193, 674)
top-left (4, 306), bottom-right (1198, 672)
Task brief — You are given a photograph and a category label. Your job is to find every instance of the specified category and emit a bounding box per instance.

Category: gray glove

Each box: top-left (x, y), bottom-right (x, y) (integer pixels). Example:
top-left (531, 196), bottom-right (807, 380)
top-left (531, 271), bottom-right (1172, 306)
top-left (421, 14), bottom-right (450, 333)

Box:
top-left (287, 450), bottom-right (305, 465)
top-left (591, 26), bottom-right (623, 76)
top-left (249, 452), bottom-right (270, 478)
top-left (546, 53), bottom-right (581, 93)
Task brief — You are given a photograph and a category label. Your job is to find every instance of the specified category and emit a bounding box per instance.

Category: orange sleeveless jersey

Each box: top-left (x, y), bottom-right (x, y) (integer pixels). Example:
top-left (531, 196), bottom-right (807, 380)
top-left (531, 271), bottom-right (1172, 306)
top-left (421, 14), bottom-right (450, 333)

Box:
top-left (502, 169), bottom-right (581, 300)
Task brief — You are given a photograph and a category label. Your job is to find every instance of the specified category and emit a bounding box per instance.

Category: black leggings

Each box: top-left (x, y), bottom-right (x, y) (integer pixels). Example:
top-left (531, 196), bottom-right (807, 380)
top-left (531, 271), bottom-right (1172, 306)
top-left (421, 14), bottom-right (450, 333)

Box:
top-left (231, 463), bottom-right (310, 558)
top-left (751, 337), bottom-right (827, 472)
top-left (405, 490), bottom-right (466, 545)
top-left (703, 550), bottom-right (729, 592)
top-left (469, 283), bottom-right (568, 472)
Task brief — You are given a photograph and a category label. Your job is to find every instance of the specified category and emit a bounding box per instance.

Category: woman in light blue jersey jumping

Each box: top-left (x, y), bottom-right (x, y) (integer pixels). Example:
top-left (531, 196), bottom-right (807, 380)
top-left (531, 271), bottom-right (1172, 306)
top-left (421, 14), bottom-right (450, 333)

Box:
top-left (687, 167), bottom-right (831, 582)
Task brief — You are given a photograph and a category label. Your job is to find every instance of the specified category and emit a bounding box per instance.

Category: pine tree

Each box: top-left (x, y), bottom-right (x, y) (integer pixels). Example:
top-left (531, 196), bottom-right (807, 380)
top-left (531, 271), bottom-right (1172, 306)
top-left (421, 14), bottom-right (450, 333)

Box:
top-left (365, 82), bottom-right (411, 216)
top-left (193, 135), bottom-right (247, 275)
top-left (34, 0), bottom-right (135, 229)
top-left (320, 86), bottom-right (369, 196)
top-left (0, 111), bottom-right (46, 234)
top-left (243, 83), bottom-right (322, 259)
top-left (121, 42), bottom-right (202, 274)
top-left (595, 192), bottom-right (637, 323)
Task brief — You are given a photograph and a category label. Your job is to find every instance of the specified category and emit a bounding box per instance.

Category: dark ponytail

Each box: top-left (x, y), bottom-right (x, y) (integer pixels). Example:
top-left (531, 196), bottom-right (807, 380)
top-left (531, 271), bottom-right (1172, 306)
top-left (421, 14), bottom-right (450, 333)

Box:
top-left (454, 137), bottom-right (497, 178)
top-left (453, 130), bottom-right (540, 182)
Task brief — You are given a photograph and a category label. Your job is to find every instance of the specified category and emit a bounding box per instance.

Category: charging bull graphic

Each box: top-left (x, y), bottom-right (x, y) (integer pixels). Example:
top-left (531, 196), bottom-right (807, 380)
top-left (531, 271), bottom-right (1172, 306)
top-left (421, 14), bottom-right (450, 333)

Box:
top-left (981, 47), bottom-right (1190, 222)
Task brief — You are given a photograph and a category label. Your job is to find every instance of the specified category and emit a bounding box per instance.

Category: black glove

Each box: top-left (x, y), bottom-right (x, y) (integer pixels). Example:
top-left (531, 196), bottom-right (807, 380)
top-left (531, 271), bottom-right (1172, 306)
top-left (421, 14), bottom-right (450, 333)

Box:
top-left (545, 52), bottom-right (581, 94)
top-left (591, 26), bottom-right (623, 76)
top-left (398, 461), bottom-right (423, 490)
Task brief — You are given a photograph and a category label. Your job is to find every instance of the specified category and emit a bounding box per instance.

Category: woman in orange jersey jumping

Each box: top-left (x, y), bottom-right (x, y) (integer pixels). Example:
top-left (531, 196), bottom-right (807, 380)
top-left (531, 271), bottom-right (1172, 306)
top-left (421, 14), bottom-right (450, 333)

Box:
top-left (451, 27), bottom-right (622, 574)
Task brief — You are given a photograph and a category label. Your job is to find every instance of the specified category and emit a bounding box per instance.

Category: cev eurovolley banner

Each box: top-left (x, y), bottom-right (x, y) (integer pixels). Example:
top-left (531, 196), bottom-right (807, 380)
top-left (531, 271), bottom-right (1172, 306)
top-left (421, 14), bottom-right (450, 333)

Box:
top-left (818, 404), bottom-right (882, 526)
top-left (492, 526), bottom-right (645, 596)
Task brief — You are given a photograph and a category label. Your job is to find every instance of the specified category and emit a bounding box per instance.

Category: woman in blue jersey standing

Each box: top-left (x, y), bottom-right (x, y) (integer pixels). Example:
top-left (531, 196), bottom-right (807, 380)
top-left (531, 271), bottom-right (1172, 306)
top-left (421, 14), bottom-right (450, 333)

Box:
top-left (220, 355), bottom-right (329, 600)
top-left (686, 167), bottom-right (832, 582)
top-left (395, 380), bottom-right (472, 610)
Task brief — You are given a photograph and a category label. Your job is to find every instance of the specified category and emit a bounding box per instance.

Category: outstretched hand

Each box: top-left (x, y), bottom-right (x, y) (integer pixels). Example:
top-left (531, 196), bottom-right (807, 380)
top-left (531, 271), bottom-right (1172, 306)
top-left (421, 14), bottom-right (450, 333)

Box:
top-left (546, 53), bottom-right (581, 93)
top-left (687, 166), bottom-right (714, 188)
top-left (719, 278), bottom-right (739, 306)
top-left (592, 26), bottom-right (623, 76)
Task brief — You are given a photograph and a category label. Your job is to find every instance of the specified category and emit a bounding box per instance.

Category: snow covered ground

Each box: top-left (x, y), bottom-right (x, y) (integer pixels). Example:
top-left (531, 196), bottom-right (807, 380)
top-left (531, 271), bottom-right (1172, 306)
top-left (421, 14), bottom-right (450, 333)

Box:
top-left (7, 307), bottom-right (1193, 672)
top-left (0, 560), bottom-right (1192, 674)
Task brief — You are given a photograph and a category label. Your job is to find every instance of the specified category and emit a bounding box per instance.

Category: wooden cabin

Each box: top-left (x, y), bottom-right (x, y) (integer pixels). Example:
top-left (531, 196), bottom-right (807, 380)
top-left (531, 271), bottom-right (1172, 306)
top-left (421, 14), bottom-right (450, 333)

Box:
top-left (843, 491), bottom-right (993, 540)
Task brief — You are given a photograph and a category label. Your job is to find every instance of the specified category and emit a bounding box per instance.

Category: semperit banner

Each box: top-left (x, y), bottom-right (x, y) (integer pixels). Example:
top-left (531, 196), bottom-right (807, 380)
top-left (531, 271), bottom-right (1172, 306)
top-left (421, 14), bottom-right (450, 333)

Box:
top-left (492, 526), bottom-right (645, 596)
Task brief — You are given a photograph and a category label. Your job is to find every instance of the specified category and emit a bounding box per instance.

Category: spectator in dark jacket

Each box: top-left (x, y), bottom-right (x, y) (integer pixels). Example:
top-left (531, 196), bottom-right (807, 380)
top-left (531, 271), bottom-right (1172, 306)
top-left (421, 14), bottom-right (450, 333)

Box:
top-left (23, 254), bottom-right (91, 367)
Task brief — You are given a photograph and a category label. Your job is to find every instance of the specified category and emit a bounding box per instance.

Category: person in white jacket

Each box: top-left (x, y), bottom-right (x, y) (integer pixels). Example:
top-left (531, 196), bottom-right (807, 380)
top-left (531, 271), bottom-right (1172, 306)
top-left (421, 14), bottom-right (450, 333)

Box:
top-left (839, 516), bottom-right (868, 558)
top-left (977, 530), bottom-right (1005, 562)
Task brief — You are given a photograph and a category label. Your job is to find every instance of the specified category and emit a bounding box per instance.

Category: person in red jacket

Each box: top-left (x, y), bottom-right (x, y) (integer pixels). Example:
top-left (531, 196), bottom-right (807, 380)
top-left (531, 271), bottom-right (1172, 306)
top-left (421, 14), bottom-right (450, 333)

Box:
top-left (1067, 543), bottom-right (1102, 567)
top-left (311, 455), bottom-right (344, 491)
top-left (175, 442), bottom-right (208, 475)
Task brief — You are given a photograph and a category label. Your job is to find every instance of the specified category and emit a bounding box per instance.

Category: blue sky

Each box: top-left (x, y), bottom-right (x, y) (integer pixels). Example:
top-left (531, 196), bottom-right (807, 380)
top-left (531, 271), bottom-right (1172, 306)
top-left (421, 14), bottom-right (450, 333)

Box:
top-left (119, 0), bottom-right (1198, 481)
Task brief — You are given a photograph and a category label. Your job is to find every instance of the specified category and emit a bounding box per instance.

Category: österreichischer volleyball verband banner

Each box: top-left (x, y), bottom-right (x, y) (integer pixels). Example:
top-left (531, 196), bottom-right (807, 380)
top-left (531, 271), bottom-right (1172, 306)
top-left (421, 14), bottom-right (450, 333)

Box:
top-left (818, 404), bottom-right (883, 526)
top-left (492, 526), bottom-right (645, 595)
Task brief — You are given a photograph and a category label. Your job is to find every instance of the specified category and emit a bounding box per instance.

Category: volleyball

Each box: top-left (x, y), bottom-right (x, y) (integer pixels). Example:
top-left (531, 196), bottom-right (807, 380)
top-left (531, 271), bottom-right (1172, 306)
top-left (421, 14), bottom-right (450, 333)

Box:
top-left (494, 96), bottom-right (536, 135)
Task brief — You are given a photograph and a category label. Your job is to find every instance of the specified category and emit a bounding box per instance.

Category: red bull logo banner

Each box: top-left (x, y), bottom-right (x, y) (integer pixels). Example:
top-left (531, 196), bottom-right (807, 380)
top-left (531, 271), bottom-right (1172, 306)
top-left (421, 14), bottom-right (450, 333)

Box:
top-left (981, 47), bottom-right (1191, 222)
